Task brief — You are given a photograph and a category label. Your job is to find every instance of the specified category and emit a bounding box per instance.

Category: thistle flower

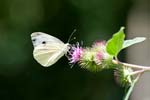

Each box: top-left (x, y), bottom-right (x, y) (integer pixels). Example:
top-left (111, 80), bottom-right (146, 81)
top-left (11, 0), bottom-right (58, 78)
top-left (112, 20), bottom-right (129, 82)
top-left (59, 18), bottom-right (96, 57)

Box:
top-left (78, 41), bottom-right (113, 72)
top-left (114, 66), bottom-right (133, 87)
top-left (92, 41), bottom-right (112, 60)
top-left (92, 41), bottom-right (106, 50)
top-left (68, 41), bottom-right (113, 72)
top-left (79, 48), bottom-right (101, 71)
top-left (94, 51), bottom-right (103, 65)
top-left (68, 43), bottom-right (83, 63)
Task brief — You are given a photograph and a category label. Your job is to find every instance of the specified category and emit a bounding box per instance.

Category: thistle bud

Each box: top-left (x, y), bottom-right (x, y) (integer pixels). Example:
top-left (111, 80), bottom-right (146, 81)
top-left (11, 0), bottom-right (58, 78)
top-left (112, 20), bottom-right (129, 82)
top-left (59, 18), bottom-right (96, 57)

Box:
top-left (114, 65), bottom-right (133, 87)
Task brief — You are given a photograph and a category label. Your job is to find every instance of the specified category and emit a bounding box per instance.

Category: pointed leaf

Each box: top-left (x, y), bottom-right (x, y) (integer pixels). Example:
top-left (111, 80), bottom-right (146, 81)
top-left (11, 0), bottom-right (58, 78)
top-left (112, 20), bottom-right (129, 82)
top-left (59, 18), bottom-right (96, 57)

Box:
top-left (106, 27), bottom-right (125, 56)
top-left (123, 37), bottom-right (146, 49)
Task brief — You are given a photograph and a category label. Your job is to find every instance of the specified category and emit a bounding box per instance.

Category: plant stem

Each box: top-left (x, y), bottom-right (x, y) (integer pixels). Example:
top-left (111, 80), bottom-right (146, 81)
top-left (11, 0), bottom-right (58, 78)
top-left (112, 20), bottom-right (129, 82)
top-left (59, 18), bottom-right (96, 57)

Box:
top-left (129, 70), bottom-right (145, 76)
top-left (123, 74), bottom-right (141, 100)
top-left (112, 59), bottom-right (150, 70)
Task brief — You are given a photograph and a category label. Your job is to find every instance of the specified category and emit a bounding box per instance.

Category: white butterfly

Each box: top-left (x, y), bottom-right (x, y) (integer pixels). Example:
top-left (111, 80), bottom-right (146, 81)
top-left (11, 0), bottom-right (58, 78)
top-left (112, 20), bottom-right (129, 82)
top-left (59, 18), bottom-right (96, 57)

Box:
top-left (31, 32), bottom-right (70, 67)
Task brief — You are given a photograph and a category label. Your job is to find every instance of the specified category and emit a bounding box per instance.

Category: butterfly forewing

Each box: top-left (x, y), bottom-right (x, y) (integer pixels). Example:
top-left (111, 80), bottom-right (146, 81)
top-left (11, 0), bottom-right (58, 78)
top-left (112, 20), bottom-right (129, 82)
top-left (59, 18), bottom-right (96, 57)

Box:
top-left (31, 32), bottom-right (64, 48)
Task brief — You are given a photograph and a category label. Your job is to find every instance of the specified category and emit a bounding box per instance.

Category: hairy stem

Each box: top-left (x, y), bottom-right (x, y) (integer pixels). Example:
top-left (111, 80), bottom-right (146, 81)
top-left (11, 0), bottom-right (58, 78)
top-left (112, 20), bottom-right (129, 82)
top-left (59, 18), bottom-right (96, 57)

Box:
top-left (123, 74), bottom-right (141, 100)
top-left (129, 70), bottom-right (145, 76)
top-left (112, 59), bottom-right (150, 71)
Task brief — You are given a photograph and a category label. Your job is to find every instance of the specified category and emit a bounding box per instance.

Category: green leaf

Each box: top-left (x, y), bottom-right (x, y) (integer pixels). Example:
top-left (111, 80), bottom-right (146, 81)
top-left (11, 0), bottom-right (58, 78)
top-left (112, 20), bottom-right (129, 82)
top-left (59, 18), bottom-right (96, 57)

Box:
top-left (106, 27), bottom-right (125, 57)
top-left (123, 37), bottom-right (146, 49)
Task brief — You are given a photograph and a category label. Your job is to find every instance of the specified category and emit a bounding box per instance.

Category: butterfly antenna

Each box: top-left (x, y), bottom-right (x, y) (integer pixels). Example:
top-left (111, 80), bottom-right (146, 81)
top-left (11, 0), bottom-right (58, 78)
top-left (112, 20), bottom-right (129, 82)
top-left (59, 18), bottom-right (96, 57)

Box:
top-left (69, 37), bottom-right (76, 42)
top-left (67, 29), bottom-right (77, 43)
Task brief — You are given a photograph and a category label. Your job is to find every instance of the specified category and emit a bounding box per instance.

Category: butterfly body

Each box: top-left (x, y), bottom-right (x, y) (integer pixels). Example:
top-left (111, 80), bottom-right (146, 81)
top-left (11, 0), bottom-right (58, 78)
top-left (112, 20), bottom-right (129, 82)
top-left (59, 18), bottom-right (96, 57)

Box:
top-left (31, 32), bottom-right (69, 67)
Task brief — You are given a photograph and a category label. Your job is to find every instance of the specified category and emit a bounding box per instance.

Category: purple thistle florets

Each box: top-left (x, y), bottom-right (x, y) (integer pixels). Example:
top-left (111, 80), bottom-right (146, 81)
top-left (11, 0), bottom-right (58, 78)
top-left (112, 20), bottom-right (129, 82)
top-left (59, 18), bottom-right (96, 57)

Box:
top-left (68, 41), bottom-right (113, 71)
top-left (69, 43), bottom-right (83, 63)
top-left (93, 41), bottom-right (105, 64)
top-left (95, 51), bottom-right (103, 65)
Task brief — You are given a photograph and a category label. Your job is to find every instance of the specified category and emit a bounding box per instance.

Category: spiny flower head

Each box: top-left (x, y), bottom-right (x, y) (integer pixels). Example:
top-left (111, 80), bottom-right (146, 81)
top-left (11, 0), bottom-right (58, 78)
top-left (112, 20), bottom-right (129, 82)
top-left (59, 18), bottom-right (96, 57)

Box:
top-left (92, 41), bottom-right (112, 60)
top-left (69, 43), bottom-right (83, 63)
top-left (68, 41), bottom-right (113, 72)
top-left (79, 48), bottom-right (103, 71)
top-left (92, 41), bottom-right (106, 51)
top-left (79, 41), bottom-right (113, 72)
top-left (114, 66), bottom-right (133, 87)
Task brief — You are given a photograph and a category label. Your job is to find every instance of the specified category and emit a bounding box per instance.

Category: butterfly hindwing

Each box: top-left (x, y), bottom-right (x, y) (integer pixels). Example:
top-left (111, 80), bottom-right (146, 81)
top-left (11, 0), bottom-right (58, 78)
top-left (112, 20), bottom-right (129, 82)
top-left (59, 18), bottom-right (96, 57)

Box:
top-left (33, 43), bottom-right (68, 67)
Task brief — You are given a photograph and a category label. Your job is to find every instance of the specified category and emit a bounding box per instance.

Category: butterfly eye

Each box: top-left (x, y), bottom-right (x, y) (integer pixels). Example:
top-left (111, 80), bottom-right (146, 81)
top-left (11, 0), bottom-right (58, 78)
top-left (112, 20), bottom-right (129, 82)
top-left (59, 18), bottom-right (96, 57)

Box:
top-left (42, 41), bottom-right (46, 44)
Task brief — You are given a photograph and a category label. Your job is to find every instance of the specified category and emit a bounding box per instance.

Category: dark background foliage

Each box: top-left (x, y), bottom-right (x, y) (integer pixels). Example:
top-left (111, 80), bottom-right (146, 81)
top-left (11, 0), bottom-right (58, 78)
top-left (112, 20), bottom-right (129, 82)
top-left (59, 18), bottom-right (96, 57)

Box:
top-left (0, 0), bottom-right (132, 100)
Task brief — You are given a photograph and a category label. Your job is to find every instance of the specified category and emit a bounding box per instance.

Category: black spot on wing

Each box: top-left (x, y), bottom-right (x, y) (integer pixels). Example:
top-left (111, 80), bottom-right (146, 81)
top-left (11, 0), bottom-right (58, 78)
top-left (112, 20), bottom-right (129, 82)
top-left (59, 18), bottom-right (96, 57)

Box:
top-left (32, 38), bottom-right (36, 42)
top-left (42, 41), bottom-right (46, 44)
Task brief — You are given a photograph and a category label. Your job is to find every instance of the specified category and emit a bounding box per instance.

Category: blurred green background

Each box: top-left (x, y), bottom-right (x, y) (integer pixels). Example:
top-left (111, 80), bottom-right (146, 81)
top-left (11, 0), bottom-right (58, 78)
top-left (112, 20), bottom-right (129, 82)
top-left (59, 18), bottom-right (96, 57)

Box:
top-left (0, 0), bottom-right (132, 100)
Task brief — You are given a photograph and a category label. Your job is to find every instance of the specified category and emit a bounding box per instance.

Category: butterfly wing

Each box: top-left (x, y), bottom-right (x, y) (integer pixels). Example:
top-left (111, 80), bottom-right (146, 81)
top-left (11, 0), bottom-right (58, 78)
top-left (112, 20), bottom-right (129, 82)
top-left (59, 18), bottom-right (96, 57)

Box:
top-left (31, 32), bottom-right (69, 67)
top-left (31, 32), bottom-right (64, 47)
top-left (33, 43), bottom-right (68, 67)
